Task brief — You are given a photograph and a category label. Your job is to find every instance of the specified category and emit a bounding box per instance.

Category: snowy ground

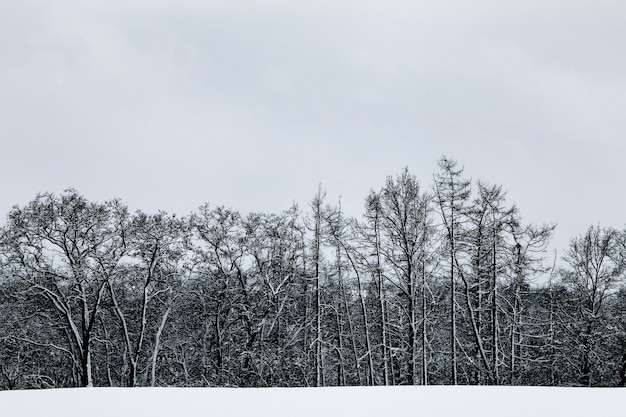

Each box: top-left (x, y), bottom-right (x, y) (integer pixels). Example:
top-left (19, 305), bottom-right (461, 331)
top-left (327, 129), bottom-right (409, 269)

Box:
top-left (1, 386), bottom-right (621, 417)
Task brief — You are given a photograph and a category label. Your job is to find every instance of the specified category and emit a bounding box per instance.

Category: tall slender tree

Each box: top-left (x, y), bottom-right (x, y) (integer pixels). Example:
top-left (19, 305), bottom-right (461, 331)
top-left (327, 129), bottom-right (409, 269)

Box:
top-left (433, 156), bottom-right (471, 385)
top-left (359, 192), bottom-right (391, 385)
top-left (309, 187), bottom-right (326, 387)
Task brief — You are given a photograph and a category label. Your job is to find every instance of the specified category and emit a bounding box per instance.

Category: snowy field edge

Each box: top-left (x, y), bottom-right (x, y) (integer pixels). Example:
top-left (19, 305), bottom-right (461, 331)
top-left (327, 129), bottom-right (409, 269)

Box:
top-left (1, 386), bottom-right (621, 417)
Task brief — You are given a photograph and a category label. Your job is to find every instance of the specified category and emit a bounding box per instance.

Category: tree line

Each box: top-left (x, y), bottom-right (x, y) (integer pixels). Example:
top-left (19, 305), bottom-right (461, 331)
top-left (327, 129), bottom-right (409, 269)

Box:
top-left (1, 157), bottom-right (625, 389)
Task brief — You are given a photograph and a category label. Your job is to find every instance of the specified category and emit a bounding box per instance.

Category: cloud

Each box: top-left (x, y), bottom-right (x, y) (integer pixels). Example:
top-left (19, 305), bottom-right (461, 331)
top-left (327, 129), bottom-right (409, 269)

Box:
top-left (1, 0), bottom-right (625, 257)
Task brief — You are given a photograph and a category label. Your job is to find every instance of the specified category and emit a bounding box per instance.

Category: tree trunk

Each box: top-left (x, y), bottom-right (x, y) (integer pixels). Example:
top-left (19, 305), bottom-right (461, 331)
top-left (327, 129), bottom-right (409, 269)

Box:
top-left (491, 227), bottom-right (499, 385)
top-left (337, 245), bottom-right (361, 385)
top-left (421, 257), bottom-right (428, 386)
top-left (373, 211), bottom-right (390, 386)
top-left (450, 221), bottom-right (458, 385)
top-left (150, 305), bottom-right (171, 387)
top-left (618, 352), bottom-right (626, 387)
top-left (312, 189), bottom-right (324, 387)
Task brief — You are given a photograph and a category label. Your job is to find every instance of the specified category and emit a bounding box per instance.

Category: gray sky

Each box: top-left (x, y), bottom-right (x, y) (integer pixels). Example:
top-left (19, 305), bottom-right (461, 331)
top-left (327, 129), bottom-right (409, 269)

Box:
top-left (1, 0), bottom-right (626, 258)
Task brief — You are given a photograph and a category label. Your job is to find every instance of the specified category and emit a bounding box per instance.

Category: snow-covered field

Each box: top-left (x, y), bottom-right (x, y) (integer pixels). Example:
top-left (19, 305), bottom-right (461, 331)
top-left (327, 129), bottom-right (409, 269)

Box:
top-left (0, 386), bottom-right (621, 417)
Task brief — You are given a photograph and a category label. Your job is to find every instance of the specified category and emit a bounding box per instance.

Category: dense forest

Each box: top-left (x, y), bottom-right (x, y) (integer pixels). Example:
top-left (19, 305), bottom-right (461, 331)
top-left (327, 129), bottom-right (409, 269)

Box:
top-left (1, 157), bottom-right (625, 389)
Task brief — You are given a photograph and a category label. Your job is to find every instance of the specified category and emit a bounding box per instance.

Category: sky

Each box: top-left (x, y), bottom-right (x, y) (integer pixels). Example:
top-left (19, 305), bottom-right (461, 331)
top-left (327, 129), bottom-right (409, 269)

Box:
top-left (1, 386), bottom-right (623, 417)
top-left (1, 0), bottom-right (626, 260)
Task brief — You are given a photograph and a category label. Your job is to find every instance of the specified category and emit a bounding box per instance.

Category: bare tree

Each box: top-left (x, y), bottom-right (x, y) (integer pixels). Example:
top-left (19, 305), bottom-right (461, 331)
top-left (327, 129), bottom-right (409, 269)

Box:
top-left (244, 207), bottom-right (307, 386)
top-left (309, 187), bottom-right (326, 387)
top-left (0, 190), bottom-right (128, 387)
top-left (560, 225), bottom-right (625, 386)
top-left (359, 192), bottom-right (391, 385)
top-left (504, 221), bottom-right (554, 385)
top-left (433, 156), bottom-right (471, 385)
top-left (106, 211), bottom-right (189, 386)
top-left (191, 205), bottom-right (259, 386)
top-left (375, 168), bottom-right (431, 385)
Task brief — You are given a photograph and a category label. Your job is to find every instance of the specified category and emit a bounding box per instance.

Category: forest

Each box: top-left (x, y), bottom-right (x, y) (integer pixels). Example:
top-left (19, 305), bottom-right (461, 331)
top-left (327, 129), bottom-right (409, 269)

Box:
top-left (0, 157), bottom-right (625, 389)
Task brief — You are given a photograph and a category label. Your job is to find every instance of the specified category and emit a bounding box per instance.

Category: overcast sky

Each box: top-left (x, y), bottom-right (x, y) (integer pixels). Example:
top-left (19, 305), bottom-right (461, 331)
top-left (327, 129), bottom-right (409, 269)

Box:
top-left (1, 0), bottom-right (625, 257)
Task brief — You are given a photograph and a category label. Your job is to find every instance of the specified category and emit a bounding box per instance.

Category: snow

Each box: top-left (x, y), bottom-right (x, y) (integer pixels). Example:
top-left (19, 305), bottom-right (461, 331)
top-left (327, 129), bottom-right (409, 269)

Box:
top-left (0, 386), bottom-right (621, 417)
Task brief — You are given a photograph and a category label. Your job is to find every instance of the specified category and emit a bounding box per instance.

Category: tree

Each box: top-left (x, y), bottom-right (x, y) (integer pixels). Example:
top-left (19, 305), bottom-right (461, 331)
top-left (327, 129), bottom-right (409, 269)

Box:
top-left (559, 225), bottom-right (625, 386)
top-left (309, 187), bottom-right (326, 387)
top-left (105, 210), bottom-right (189, 386)
top-left (190, 205), bottom-right (256, 386)
top-left (358, 191), bottom-right (392, 385)
top-left (324, 202), bottom-right (376, 385)
top-left (322, 201), bottom-right (361, 385)
top-left (503, 221), bottom-right (554, 385)
top-left (0, 276), bottom-right (71, 389)
top-left (243, 207), bottom-right (308, 386)
top-left (0, 190), bottom-right (128, 387)
top-left (609, 286), bottom-right (626, 386)
top-left (465, 182), bottom-right (518, 384)
top-left (376, 168), bottom-right (432, 385)
top-left (433, 156), bottom-right (471, 384)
